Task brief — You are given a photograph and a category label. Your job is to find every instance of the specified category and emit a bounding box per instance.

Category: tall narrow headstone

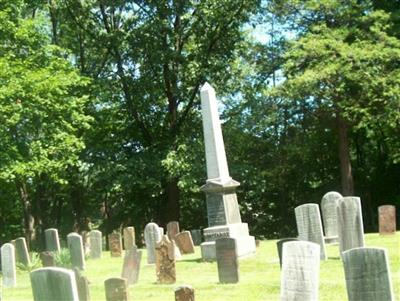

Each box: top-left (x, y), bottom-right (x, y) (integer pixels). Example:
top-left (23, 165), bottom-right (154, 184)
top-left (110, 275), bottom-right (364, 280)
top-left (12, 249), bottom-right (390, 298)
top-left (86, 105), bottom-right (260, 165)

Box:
top-left (73, 267), bottom-right (90, 301)
top-left (343, 247), bottom-right (394, 301)
top-left (167, 222), bottom-right (180, 240)
top-left (121, 246), bottom-right (142, 285)
top-left (216, 238), bottom-right (239, 283)
top-left (104, 278), bottom-right (128, 301)
top-left (190, 229), bottom-right (202, 246)
top-left (175, 285), bottom-right (195, 301)
top-left (155, 235), bottom-right (176, 284)
top-left (175, 231), bottom-right (195, 254)
top-left (1, 243), bottom-right (16, 288)
top-left (199, 83), bottom-right (256, 261)
top-left (337, 197), bottom-right (365, 253)
top-left (45, 228), bottom-right (61, 253)
top-left (320, 191), bottom-right (342, 243)
top-left (280, 241), bottom-right (320, 301)
top-left (108, 233), bottom-right (122, 257)
top-left (276, 238), bottom-right (299, 268)
top-left (295, 203), bottom-right (327, 260)
top-left (378, 205), bottom-right (396, 235)
top-left (30, 267), bottom-right (79, 301)
top-left (123, 227), bottom-right (135, 250)
top-left (89, 230), bottom-right (102, 259)
top-left (144, 222), bottom-right (162, 264)
top-left (14, 237), bottom-right (31, 266)
top-left (67, 233), bottom-right (85, 270)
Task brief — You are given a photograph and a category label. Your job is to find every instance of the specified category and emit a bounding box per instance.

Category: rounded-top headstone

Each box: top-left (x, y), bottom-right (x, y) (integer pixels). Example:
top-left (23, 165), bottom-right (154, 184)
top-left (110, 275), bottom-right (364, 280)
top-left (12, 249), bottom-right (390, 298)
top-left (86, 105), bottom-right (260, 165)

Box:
top-left (1, 243), bottom-right (17, 287)
top-left (320, 191), bottom-right (342, 241)
top-left (144, 222), bottom-right (162, 264)
top-left (45, 228), bottom-right (61, 253)
top-left (67, 232), bottom-right (85, 270)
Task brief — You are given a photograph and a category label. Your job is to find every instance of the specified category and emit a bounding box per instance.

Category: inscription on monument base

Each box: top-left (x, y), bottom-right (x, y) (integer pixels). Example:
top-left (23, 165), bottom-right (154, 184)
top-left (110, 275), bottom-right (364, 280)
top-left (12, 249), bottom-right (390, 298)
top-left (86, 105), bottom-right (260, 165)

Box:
top-left (206, 193), bottom-right (227, 226)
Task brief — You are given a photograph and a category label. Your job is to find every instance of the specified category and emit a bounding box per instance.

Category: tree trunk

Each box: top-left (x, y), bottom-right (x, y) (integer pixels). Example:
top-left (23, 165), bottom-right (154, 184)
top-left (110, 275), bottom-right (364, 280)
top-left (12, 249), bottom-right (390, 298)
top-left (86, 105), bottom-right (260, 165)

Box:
top-left (16, 180), bottom-right (35, 248)
top-left (337, 114), bottom-right (354, 196)
top-left (161, 177), bottom-right (180, 226)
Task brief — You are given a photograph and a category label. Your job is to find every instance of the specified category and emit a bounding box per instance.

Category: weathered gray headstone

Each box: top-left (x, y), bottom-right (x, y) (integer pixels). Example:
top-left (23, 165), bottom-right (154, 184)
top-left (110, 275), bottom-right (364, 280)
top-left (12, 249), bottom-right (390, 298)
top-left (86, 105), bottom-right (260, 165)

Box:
top-left (144, 222), bottom-right (162, 264)
top-left (45, 228), bottom-right (61, 253)
top-left (295, 203), bottom-right (327, 260)
top-left (343, 247), bottom-right (394, 301)
top-left (167, 221), bottom-right (180, 240)
top-left (216, 238), bottom-right (239, 283)
top-left (337, 196), bottom-right (365, 253)
top-left (175, 231), bottom-right (195, 254)
top-left (280, 241), bottom-right (320, 301)
top-left (378, 205), bottom-right (396, 235)
top-left (67, 233), bottom-right (85, 270)
top-left (199, 83), bottom-right (256, 261)
top-left (320, 191), bottom-right (342, 243)
top-left (104, 277), bottom-right (128, 301)
top-left (190, 229), bottom-right (202, 246)
top-left (40, 251), bottom-right (55, 267)
top-left (14, 237), bottom-right (30, 266)
top-left (121, 245), bottom-right (142, 285)
top-left (30, 267), bottom-right (79, 301)
top-left (108, 233), bottom-right (122, 257)
top-left (276, 238), bottom-right (299, 268)
top-left (89, 230), bottom-right (102, 259)
top-left (1, 243), bottom-right (16, 288)
top-left (175, 285), bottom-right (195, 301)
top-left (155, 235), bottom-right (176, 284)
top-left (123, 227), bottom-right (135, 250)
top-left (73, 267), bottom-right (90, 301)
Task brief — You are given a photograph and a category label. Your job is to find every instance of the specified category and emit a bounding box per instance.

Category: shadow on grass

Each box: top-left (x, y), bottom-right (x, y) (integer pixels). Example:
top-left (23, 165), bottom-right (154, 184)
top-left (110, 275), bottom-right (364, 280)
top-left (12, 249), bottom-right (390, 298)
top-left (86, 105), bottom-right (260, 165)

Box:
top-left (178, 257), bottom-right (204, 263)
top-left (328, 256), bottom-right (341, 260)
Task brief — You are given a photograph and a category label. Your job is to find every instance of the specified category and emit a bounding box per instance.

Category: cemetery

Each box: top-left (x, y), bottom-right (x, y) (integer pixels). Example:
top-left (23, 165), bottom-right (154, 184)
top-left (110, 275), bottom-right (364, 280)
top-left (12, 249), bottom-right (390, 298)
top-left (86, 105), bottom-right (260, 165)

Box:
top-left (1, 1), bottom-right (400, 301)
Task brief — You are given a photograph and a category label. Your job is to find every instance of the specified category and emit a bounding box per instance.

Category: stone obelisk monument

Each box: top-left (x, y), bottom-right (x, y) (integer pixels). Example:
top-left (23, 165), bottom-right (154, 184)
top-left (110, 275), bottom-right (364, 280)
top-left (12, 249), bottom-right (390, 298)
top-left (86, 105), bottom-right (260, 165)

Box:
top-left (199, 82), bottom-right (256, 261)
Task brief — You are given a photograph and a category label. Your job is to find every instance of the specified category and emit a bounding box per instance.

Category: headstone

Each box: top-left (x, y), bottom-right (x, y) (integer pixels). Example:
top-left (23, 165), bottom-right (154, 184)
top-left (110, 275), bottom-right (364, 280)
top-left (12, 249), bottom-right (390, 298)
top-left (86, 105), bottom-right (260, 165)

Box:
top-left (73, 267), bottom-right (90, 301)
top-left (89, 230), bottom-right (102, 259)
top-left (175, 231), bottom-right (195, 254)
top-left (190, 229), bottom-right (202, 246)
top-left (81, 231), bottom-right (91, 257)
top-left (155, 235), bottom-right (176, 284)
top-left (295, 203), bottom-right (327, 260)
top-left (104, 277), bottom-right (128, 301)
top-left (123, 227), bottom-right (135, 250)
top-left (199, 83), bottom-right (256, 261)
top-left (167, 221), bottom-right (180, 240)
top-left (108, 233), bottom-right (122, 257)
top-left (320, 191), bottom-right (342, 243)
top-left (40, 251), bottom-right (55, 267)
top-left (255, 239), bottom-right (261, 247)
top-left (1, 243), bottom-right (16, 287)
top-left (30, 267), bottom-right (79, 301)
top-left (45, 228), bottom-right (61, 253)
top-left (216, 238), bottom-right (239, 283)
top-left (121, 245), bottom-right (142, 285)
top-left (175, 285), bottom-right (195, 301)
top-left (378, 205), bottom-right (396, 235)
top-left (280, 241), bottom-right (320, 301)
top-left (342, 247), bottom-right (394, 301)
top-left (67, 233), bottom-right (85, 270)
top-left (14, 237), bottom-right (30, 266)
top-left (337, 197), bottom-right (365, 253)
top-left (144, 222), bottom-right (162, 264)
top-left (276, 238), bottom-right (299, 268)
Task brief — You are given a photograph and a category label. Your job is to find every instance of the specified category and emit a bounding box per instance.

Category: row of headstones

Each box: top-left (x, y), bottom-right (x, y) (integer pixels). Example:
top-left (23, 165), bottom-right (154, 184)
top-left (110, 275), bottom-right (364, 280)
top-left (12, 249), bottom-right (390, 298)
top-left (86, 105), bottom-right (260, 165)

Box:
top-left (278, 240), bottom-right (395, 301)
top-left (29, 267), bottom-right (195, 301)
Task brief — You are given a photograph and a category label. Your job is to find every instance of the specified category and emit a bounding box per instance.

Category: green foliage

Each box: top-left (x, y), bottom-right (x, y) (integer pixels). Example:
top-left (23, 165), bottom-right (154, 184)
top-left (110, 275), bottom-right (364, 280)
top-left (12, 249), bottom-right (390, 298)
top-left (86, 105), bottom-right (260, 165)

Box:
top-left (16, 253), bottom-right (41, 272)
top-left (54, 248), bottom-right (72, 269)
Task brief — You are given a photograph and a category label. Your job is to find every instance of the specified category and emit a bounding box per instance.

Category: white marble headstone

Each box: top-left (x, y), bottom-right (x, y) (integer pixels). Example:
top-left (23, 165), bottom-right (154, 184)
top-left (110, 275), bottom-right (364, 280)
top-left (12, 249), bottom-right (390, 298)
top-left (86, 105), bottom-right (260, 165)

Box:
top-left (144, 222), bottom-right (162, 264)
top-left (1, 243), bottom-right (16, 288)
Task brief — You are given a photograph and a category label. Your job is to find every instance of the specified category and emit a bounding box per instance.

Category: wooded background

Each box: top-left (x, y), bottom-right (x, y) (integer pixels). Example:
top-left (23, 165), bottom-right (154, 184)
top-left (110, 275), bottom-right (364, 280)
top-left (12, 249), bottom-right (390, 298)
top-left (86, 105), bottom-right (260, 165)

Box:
top-left (0, 0), bottom-right (399, 248)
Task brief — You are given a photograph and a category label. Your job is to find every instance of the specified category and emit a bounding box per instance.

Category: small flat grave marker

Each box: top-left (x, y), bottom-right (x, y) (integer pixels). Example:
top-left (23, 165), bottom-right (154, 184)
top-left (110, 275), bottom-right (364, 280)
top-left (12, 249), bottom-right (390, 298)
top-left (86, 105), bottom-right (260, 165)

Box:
top-left (175, 285), bottom-right (195, 301)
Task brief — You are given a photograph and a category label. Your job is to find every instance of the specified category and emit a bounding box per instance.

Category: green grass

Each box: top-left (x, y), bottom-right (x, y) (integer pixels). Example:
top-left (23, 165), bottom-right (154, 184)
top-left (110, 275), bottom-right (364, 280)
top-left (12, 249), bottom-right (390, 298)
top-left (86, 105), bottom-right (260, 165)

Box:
top-left (2, 232), bottom-right (399, 300)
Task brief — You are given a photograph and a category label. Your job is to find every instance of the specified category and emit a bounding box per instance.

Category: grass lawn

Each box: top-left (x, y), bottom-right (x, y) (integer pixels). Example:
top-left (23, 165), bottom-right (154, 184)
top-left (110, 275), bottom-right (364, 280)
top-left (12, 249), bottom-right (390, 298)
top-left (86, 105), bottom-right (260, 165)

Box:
top-left (2, 232), bottom-right (399, 301)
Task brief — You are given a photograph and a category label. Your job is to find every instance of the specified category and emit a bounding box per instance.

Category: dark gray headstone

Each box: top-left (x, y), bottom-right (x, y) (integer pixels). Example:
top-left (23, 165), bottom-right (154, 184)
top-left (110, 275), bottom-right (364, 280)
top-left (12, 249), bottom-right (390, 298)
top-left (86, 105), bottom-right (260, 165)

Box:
top-left (276, 238), bottom-right (299, 268)
top-left (190, 229), bottom-right (202, 246)
top-left (280, 241), bottom-right (320, 301)
top-left (15, 237), bottom-right (30, 266)
top-left (295, 203), bottom-right (327, 260)
top-left (1, 243), bottom-right (16, 287)
top-left (121, 246), bottom-right (142, 285)
top-left (343, 247), bottom-right (394, 301)
top-left (67, 233), bottom-right (85, 270)
top-left (215, 238), bottom-right (239, 283)
top-left (30, 267), bottom-right (79, 301)
top-left (337, 197), bottom-right (365, 254)
top-left (45, 228), bottom-right (61, 253)
top-left (104, 277), bottom-right (128, 301)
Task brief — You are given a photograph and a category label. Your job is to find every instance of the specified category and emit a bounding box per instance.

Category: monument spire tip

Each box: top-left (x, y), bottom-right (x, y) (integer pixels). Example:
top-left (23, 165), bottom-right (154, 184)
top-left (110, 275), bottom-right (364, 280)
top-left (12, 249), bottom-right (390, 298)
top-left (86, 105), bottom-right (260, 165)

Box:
top-left (200, 82), bottom-right (214, 92)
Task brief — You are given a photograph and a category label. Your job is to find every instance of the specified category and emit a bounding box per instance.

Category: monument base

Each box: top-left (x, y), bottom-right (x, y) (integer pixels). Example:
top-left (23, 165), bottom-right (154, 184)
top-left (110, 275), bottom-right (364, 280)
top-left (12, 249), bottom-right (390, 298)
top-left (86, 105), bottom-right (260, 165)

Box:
top-left (200, 223), bottom-right (256, 261)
